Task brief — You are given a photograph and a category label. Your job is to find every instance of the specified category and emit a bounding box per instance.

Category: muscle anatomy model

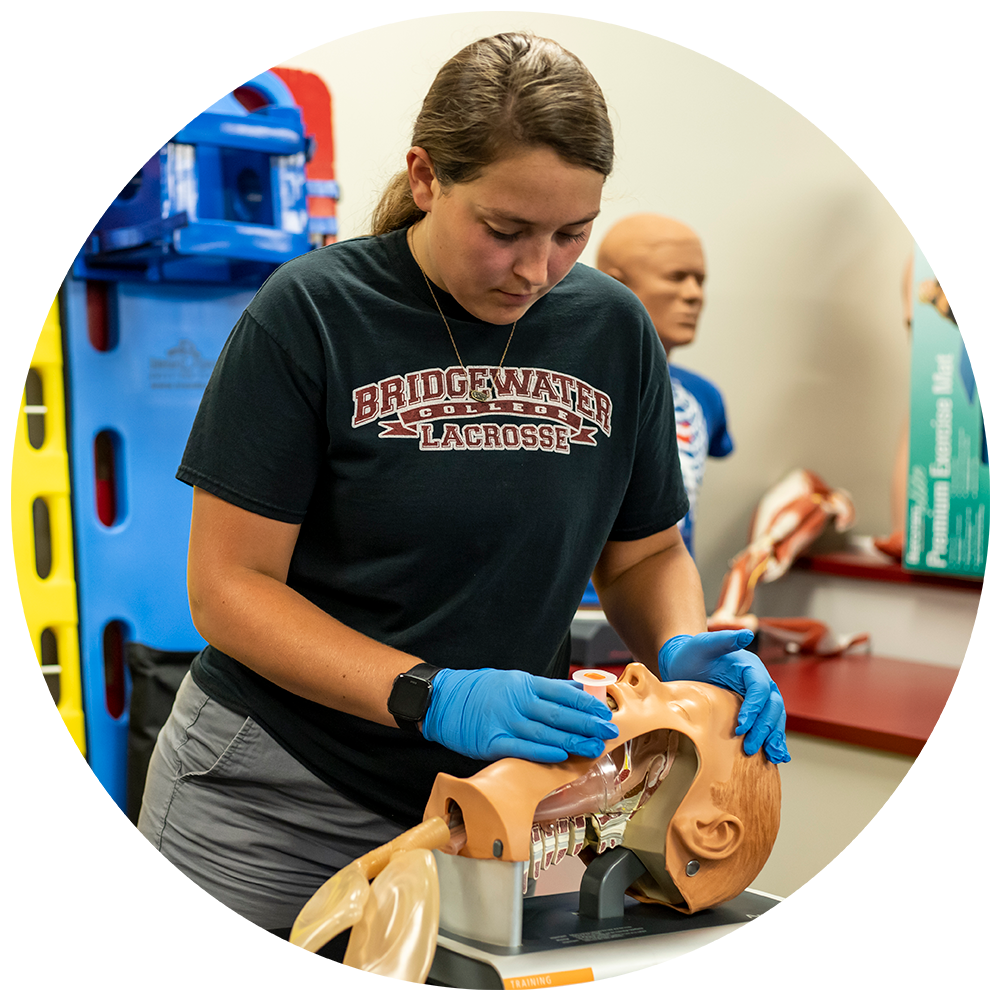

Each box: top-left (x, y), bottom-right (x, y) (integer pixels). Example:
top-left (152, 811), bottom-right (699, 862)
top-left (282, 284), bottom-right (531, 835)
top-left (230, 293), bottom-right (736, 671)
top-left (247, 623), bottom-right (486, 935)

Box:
top-left (708, 469), bottom-right (868, 655)
top-left (290, 665), bottom-right (781, 982)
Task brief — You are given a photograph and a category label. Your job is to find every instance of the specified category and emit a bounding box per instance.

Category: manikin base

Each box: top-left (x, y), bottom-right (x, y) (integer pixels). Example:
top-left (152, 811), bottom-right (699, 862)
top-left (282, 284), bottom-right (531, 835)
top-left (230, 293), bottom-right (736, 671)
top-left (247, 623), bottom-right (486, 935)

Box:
top-left (427, 889), bottom-right (784, 989)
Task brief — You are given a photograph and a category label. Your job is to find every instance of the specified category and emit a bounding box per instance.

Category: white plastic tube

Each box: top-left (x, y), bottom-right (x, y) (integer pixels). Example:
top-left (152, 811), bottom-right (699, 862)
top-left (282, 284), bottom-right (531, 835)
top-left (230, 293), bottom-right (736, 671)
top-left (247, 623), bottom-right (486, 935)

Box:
top-left (571, 667), bottom-right (617, 703)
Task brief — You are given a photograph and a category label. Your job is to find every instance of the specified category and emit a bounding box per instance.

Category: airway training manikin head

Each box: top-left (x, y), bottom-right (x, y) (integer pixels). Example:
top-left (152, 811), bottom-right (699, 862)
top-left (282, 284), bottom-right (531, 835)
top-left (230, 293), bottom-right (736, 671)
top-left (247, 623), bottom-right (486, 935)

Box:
top-left (425, 661), bottom-right (781, 913)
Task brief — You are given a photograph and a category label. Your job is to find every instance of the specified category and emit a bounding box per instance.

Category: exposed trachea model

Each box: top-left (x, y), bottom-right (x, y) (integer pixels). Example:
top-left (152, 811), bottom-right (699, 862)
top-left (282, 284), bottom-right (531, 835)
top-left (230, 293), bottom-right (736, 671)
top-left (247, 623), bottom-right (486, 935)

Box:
top-left (526, 732), bottom-right (679, 887)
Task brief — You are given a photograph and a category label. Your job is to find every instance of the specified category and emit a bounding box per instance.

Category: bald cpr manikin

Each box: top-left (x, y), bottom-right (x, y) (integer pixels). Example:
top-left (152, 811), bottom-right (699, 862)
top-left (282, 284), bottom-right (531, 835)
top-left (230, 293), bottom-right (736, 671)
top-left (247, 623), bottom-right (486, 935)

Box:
top-left (597, 214), bottom-right (706, 356)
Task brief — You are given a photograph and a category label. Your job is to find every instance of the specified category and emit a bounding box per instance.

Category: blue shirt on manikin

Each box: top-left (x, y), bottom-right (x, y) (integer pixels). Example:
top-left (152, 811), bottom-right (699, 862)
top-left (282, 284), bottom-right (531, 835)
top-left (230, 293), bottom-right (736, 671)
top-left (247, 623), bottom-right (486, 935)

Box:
top-left (581, 363), bottom-right (731, 605)
top-left (668, 364), bottom-right (733, 554)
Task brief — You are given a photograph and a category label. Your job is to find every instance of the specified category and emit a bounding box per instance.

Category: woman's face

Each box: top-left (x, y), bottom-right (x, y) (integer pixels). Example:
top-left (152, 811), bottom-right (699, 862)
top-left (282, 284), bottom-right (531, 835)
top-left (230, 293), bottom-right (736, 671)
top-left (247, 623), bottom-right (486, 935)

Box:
top-left (410, 145), bottom-right (605, 325)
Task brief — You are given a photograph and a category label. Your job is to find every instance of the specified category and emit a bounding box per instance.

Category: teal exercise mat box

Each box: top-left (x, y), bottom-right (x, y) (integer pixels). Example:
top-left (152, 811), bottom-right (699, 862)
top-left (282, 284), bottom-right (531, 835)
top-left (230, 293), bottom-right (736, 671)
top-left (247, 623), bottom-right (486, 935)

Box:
top-left (903, 245), bottom-right (988, 579)
top-left (903, 12), bottom-right (990, 580)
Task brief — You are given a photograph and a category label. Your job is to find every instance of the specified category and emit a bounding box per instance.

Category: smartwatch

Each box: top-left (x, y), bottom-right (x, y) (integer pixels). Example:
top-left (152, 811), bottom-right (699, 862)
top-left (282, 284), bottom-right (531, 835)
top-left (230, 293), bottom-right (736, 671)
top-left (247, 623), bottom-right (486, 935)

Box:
top-left (387, 662), bottom-right (442, 734)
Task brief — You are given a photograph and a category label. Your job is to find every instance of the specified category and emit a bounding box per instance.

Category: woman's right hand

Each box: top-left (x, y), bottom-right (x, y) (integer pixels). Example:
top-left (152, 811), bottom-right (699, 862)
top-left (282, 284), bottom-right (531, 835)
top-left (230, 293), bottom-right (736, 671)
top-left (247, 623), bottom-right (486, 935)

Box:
top-left (422, 668), bottom-right (618, 762)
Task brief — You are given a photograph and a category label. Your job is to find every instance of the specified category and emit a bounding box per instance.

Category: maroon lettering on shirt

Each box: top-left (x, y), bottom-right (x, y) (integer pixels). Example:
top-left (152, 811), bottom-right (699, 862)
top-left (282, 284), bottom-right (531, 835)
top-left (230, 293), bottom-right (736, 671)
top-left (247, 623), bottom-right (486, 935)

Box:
top-left (357, 365), bottom-right (613, 454)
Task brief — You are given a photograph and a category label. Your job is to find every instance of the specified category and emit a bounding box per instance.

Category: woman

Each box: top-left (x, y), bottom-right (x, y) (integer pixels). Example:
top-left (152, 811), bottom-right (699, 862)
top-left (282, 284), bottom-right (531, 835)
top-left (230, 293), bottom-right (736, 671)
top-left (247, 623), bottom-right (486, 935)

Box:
top-left (139, 31), bottom-right (789, 935)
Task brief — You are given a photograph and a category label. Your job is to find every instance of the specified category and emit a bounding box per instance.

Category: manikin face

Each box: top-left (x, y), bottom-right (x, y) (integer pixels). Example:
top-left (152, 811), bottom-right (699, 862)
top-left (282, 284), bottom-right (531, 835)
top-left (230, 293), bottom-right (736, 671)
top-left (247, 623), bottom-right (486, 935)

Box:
top-left (425, 663), bottom-right (779, 912)
top-left (620, 236), bottom-right (705, 354)
top-left (597, 215), bottom-right (706, 356)
top-left (407, 145), bottom-right (605, 325)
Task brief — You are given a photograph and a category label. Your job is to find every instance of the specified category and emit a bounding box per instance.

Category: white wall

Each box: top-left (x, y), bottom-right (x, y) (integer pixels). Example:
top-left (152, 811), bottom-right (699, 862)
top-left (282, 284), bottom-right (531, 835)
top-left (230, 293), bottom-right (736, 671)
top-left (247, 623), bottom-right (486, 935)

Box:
top-left (278, 12), bottom-right (916, 605)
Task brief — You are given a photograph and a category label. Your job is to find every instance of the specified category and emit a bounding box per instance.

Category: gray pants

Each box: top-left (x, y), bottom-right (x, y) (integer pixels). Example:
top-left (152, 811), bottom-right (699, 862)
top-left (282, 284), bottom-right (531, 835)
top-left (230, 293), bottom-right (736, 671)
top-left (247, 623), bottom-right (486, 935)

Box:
top-left (138, 672), bottom-right (407, 931)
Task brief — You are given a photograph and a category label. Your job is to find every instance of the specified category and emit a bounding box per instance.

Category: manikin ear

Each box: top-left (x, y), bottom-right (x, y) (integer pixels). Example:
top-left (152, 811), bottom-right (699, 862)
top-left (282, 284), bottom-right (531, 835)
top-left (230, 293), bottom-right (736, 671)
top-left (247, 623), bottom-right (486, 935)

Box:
top-left (406, 146), bottom-right (438, 213)
top-left (674, 810), bottom-right (745, 860)
top-left (603, 265), bottom-right (628, 285)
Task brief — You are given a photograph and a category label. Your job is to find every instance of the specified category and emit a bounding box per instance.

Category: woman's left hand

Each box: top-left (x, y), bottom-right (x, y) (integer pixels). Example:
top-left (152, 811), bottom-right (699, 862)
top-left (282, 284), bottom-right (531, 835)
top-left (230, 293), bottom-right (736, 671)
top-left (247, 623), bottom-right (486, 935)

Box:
top-left (658, 630), bottom-right (791, 764)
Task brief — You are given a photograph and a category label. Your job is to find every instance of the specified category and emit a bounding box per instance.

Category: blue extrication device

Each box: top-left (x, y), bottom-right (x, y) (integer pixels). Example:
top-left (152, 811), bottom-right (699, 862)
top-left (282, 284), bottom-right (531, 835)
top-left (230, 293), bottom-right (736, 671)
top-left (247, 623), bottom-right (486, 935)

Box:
top-left (73, 71), bottom-right (330, 285)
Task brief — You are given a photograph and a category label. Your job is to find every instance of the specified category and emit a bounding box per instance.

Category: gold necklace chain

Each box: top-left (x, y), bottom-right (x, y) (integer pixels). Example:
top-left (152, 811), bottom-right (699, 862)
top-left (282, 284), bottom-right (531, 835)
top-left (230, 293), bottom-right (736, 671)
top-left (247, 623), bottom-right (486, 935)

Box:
top-left (409, 228), bottom-right (516, 403)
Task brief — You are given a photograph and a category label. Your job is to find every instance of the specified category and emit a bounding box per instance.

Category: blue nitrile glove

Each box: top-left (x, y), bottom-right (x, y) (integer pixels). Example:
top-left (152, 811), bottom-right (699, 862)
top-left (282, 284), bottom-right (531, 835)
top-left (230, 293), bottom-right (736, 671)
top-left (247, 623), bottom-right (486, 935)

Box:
top-left (658, 630), bottom-right (791, 764)
top-left (422, 668), bottom-right (619, 762)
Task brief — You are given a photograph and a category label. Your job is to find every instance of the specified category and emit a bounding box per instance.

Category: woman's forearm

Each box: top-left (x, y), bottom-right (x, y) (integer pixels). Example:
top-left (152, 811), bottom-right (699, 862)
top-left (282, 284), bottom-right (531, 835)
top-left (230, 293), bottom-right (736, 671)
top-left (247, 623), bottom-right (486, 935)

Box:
top-left (591, 527), bottom-right (707, 669)
top-left (190, 567), bottom-right (421, 726)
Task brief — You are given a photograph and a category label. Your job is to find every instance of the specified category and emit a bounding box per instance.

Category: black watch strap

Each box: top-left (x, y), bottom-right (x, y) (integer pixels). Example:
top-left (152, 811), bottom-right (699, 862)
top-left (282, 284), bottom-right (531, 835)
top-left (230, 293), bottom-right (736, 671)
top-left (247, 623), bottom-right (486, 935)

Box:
top-left (388, 662), bottom-right (442, 734)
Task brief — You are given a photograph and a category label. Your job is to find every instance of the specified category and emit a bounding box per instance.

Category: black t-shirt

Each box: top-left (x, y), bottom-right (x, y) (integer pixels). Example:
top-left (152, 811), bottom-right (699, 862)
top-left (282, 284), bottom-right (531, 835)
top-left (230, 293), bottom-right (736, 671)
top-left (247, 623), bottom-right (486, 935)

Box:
top-left (178, 227), bottom-right (688, 825)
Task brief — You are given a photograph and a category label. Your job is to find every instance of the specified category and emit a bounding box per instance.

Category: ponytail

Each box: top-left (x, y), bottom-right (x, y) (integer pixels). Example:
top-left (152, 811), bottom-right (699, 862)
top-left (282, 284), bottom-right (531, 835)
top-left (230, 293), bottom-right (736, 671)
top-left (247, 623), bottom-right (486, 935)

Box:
top-left (370, 170), bottom-right (425, 237)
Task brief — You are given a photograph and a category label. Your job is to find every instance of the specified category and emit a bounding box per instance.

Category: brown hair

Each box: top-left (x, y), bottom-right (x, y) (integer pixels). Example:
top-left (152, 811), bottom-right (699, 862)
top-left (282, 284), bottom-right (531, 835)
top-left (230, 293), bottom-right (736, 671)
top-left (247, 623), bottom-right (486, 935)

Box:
top-left (370, 32), bottom-right (614, 235)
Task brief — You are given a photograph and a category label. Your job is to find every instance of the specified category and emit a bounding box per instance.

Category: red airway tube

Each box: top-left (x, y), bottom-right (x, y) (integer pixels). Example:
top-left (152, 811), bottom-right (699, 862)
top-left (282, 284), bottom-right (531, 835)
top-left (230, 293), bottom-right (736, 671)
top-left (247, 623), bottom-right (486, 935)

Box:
top-left (86, 281), bottom-right (111, 351)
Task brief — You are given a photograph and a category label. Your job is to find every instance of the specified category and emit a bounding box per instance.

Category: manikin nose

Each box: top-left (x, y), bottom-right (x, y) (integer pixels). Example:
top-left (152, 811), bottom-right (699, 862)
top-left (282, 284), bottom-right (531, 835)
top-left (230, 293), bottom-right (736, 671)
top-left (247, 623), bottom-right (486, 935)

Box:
top-left (681, 277), bottom-right (703, 301)
top-left (615, 661), bottom-right (652, 697)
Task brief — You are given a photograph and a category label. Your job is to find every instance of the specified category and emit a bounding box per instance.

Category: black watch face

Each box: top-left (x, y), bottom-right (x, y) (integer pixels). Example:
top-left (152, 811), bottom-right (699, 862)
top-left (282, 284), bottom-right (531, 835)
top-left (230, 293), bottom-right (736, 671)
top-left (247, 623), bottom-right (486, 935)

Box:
top-left (390, 674), bottom-right (431, 722)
